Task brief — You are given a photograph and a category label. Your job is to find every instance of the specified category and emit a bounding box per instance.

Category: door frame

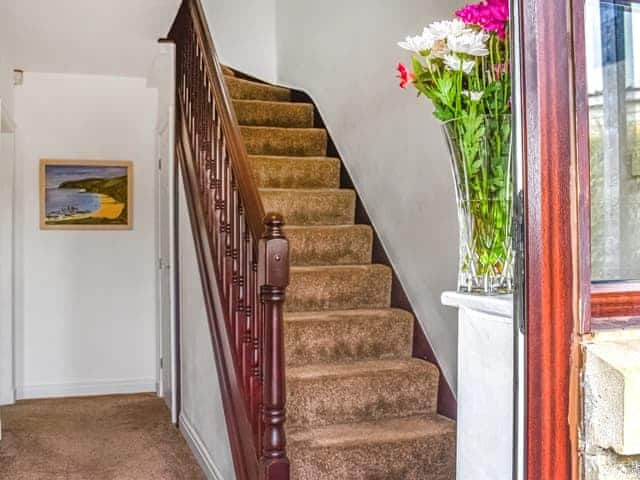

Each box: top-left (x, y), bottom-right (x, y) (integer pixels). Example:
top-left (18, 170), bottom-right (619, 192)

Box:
top-left (0, 100), bottom-right (16, 406)
top-left (517, 0), bottom-right (590, 478)
top-left (152, 41), bottom-right (180, 424)
top-left (156, 116), bottom-right (179, 420)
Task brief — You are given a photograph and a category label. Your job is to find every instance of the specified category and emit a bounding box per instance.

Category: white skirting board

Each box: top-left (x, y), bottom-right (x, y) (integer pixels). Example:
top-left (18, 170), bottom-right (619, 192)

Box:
top-left (15, 378), bottom-right (157, 400)
top-left (179, 412), bottom-right (225, 480)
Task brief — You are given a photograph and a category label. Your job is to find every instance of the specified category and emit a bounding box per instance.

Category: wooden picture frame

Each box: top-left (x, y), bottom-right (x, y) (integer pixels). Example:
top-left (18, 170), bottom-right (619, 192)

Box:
top-left (40, 159), bottom-right (134, 230)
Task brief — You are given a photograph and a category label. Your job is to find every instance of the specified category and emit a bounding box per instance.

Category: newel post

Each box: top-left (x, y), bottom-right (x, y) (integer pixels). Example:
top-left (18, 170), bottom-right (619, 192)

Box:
top-left (258, 213), bottom-right (290, 480)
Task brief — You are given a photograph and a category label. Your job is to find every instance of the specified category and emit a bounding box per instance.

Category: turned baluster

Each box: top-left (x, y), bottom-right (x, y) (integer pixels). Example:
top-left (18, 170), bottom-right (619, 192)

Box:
top-left (214, 130), bottom-right (225, 274)
top-left (259, 214), bottom-right (290, 479)
top-left (249, 252), bottom-right (262, 441)
top-left (222, 158), bottom-right (233, 328)
top-left (231, 185), bottom-right (242, 358)
top-left (241, 224), bottom-right (253, 399)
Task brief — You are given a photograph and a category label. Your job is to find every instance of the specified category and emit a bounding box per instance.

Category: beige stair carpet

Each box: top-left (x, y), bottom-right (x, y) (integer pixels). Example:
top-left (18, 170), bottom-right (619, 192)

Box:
top-left (227, 70), bottom-right (455, 480)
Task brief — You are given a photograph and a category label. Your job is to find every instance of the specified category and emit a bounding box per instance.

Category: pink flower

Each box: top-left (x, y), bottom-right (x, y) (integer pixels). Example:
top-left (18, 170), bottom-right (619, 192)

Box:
top-left (456, 0), bottom-right (509, 39)
top-left (396, 63), bottom-right (416, 89)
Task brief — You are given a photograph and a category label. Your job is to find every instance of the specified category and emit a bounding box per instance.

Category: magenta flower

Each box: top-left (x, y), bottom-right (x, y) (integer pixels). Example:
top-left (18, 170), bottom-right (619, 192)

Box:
top-left (456, 0), bottom-right (509, 40)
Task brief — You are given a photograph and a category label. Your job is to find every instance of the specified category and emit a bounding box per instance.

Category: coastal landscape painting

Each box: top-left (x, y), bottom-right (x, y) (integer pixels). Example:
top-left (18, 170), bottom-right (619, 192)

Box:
top-left (40, 160), bottom-right (133, 230)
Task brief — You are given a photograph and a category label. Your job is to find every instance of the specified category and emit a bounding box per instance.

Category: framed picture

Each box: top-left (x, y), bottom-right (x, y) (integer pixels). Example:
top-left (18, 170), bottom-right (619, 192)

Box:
top-left (40, 159), bottom-right (133, 230)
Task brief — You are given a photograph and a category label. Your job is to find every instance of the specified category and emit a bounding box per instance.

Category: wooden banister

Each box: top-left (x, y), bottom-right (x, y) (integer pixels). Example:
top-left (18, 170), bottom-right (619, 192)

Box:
top-left (169, 1), bottom-right (290, 479)
top-left (180, 0), bottom-right (265, 238)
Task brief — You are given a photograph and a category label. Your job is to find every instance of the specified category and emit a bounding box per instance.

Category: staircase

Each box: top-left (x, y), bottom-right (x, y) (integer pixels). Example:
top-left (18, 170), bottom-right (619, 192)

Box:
top-left (225, 69), bottom-right (456, 479)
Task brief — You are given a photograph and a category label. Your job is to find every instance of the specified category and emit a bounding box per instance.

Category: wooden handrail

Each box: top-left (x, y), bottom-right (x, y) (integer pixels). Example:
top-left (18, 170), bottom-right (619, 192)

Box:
top-left (169, 1), bottom-right (290, 479)
top-left (175, 115), bottom-right (259, 480)
top-left (176, 0), bottom-right (265, 239)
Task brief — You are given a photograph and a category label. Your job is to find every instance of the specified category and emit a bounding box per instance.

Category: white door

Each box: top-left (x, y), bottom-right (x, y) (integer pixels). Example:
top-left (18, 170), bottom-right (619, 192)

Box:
top-left (157, 116), bottom-right (177, 423)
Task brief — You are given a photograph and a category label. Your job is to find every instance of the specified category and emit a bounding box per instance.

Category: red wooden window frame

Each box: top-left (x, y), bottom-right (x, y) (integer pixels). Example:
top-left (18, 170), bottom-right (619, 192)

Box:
top-left (592, 283), bottom-right (640, 319)
top-left (520, 0), bottom-right (640, 478)
top-left (518, 0), bottom-right (586, 478)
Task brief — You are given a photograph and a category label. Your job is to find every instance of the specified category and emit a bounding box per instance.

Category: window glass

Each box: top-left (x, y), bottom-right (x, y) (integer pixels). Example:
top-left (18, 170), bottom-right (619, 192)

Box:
top-left (587, 0), bottom-right (640, 281)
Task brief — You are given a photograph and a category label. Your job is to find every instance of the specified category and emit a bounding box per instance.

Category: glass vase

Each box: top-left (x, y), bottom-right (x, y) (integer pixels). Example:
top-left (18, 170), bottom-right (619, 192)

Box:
top-left (442, 114), bottom-right (514, 295)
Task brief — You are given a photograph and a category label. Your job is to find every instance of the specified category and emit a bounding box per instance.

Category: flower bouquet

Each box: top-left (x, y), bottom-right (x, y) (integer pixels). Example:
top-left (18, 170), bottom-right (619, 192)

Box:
top-left (397, 0), bottom-right (513, 294)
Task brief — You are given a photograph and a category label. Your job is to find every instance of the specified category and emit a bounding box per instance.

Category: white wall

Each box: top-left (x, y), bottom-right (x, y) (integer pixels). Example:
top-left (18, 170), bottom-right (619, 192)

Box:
top-left (201, 0), bottom-right (277, 82)
top-left (275, 0), bottom-right (463, 390)
top-left (178, 174), bottom-right (235, 480)
top-left (0, 1), bottom-right (15, 119)
top-left (13, 72), bottom-right (159, 399)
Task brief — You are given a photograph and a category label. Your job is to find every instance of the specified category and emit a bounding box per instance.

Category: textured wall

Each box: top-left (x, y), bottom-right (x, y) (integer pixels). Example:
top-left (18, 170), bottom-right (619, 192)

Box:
top-left (275, 0), bottom-right (464, 391)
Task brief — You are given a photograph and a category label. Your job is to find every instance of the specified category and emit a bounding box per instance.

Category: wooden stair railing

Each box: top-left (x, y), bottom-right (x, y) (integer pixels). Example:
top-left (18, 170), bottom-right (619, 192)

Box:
top-left (169, 1), bottom-right (290, 479)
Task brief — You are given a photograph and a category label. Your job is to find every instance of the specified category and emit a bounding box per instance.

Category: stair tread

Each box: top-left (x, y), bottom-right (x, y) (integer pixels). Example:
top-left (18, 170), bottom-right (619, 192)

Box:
top-left (285, 307), bottom-right (407, 321)
top-left (259, 187), bottom-right (349, 193)
top-left (234, 100), bottom-right (314, 128)
top-left (287, 264), bottom-right (391, 312)
top-left (241, 125), bottom-right (327, 156)
top-left (288, 413), bottom-right (456, 448)
top-left (249, 154), bottom-right (338, 162)
top-left (290, 263), bottom-right (389, 273)
top-left (284, 308), bottom-right (413, 367)
top-left (226, 76), bottom-right (290, 101)
top-left (250, 155), bottom-right (340, 189)
top-left (286, 224), bottom-right (370, 232)
top-left (260, 188), bottom-right (355, 226)
top-left (287, 357), bottom-right (436, 381)
top-left (233, 99), bottom-right (312, 108)
top-left (242, 125), bottom-right (325, 134)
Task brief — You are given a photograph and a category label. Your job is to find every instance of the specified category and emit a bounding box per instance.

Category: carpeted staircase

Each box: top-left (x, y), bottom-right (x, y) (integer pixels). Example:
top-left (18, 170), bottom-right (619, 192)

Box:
top-left (225, 68), bottom-right (456, 480)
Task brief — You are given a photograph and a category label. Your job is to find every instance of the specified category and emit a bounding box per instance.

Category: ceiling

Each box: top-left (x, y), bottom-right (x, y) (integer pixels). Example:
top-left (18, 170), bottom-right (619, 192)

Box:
top-left (3, 0), bottom-right (180, 78)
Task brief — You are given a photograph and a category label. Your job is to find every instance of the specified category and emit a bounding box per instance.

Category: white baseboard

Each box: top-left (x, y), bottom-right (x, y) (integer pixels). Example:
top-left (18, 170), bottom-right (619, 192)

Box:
top-left (180, 412), bottom-right (225, 480)
top-left (16, 378), bottom-right (156, 400)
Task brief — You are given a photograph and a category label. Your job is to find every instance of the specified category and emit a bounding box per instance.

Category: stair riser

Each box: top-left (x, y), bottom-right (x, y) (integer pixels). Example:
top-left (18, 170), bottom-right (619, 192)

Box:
top-left (286, 266), bottom-right (391, 312)
top-left (287, 226), bottom-right (372, 266)
top-left (234, 101), bottom-right (314, 128)
top-left (260, 190), bottom-right (355, 227)
top-left (251, 157), bottom-right (340, 189)
top-left (226, 77), bottom-right (290, 101)
top-left (241, 127), bottom-right (327, 156)
top-left (288, 430), bottom-right (456, 480)
top-left (285, 311), bottom-right (413, 367)
top-left (287, 364), bottom-right (439, 428)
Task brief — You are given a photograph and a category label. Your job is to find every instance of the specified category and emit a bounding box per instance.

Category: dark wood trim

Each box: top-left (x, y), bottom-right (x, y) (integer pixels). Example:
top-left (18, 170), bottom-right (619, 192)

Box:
top-left (176, 108), bottom-right (259, 480)
top-left (289, 89), bottom-right (457, 420)
top-left (519, 0), bottom-right (586, 478)
top-left (592, 283), bottom-right (640, 319)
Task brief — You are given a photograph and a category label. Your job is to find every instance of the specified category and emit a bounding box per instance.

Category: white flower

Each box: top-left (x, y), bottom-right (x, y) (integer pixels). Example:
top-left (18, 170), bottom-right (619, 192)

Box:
top-left (443, 54), bottom-right (476, 74)
top-left (462, 90), bottom-right (484, 101)
top-left (447, 30), bottom-right (490, 57)
top-left (397, 29), bottom-right (435, 53)
top-left (428, 19), bottom-right (467, 41)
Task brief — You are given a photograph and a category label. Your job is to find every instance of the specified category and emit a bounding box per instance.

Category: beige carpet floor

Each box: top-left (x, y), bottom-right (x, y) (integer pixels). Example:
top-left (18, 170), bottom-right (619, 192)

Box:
top-left (0, 393), bottom-right (205, 480)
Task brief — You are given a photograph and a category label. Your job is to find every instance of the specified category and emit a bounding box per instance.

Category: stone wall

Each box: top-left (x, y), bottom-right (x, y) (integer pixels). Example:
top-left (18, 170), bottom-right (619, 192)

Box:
top-left (583, 331), bottom-right (640, 479)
